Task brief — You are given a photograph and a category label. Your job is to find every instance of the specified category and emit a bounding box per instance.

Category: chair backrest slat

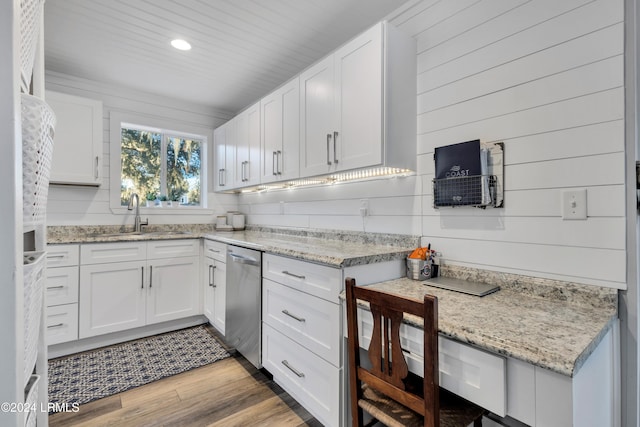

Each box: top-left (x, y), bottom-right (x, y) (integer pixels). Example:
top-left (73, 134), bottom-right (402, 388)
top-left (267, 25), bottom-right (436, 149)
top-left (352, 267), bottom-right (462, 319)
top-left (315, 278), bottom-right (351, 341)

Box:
top-left (346, 277), bottom-right (439, 426)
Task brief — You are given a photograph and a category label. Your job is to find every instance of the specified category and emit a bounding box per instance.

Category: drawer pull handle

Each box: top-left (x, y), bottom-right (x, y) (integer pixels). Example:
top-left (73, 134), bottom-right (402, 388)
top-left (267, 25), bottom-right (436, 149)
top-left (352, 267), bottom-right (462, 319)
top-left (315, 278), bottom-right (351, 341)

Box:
top-left (47, 285), bottom-right (65, 290)
top-left (282, 271), bottom-right (305, 280)
top-left (47, 255), bottom-right (65, 259)
top-left (282, 310), bottom-right (305, 322)
top-left (281, 360), bottom-right (305, 378)
top-left (47, 323), bottom-right (64, 329)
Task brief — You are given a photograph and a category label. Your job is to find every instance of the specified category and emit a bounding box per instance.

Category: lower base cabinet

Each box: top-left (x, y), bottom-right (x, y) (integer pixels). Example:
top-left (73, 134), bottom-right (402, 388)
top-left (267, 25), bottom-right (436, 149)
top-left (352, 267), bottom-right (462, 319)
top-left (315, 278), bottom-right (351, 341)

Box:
top-left (79, 240), bottom-right (200, 339)
top-left (203, 240), bottom-right (227, 335)
top-left (262, 323), bottom-right (340, 427)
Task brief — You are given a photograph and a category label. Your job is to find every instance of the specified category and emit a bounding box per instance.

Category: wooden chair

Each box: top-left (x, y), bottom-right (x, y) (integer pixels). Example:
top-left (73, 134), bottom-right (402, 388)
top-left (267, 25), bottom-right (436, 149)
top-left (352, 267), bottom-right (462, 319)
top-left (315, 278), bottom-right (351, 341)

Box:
top-left (346, 277), bottom-right (485, 427)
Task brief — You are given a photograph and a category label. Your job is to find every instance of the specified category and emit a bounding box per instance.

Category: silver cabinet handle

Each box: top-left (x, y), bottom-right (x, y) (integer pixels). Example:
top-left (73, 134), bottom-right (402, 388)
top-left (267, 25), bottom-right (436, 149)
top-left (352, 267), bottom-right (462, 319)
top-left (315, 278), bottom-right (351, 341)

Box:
top-left (333, 131), bottom-right (339, 164)
top-left (141, 266), bottom-right (144, 289)
top-left (241, 161), bottom-right (248, 182)
top-left (282, 270), bottom-right (305, 280)
top-left (47, 254), bottom-right (65, 260)
top-left (47, 323), bottom-right (64, 329)
top-left (272, 151), bottom-right (278, 176)
top-left (95, 156), bottom-right (99, 179)
top-left (212, 264), bottom-right (217, 287)
top-left (282, 309), bottom-right (305, 322)
top-left (149, 265), bottom-right (153, 288)
top-left (47, 285), bottom-right (65, 290)
top-left (219, 169), bottom-right (226, 187)
top-left (281, 360), bottom-right (305, 378)
top-left (326, 134), bottom-right (332, 165)
top-left (276, 150), bottom-right (282, 175)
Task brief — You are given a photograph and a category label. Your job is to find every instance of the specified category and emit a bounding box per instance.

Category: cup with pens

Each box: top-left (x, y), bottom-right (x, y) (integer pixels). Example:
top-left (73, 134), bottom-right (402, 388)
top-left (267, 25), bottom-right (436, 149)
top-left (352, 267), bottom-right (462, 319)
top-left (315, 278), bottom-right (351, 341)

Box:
top-left (406, 244), bottom-right (438, 280)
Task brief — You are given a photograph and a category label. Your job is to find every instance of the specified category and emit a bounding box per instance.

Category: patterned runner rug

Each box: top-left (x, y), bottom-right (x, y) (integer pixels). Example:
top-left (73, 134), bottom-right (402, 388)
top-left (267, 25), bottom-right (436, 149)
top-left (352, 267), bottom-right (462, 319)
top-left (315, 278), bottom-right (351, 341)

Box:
top-left (48, 325), bottom-right (230, 409)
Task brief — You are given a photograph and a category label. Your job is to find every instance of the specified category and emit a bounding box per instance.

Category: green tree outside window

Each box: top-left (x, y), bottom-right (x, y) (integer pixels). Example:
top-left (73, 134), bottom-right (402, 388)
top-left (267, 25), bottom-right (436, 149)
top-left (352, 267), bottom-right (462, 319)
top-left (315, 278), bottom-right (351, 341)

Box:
top-left (120, 126), bottom-right (202, 207)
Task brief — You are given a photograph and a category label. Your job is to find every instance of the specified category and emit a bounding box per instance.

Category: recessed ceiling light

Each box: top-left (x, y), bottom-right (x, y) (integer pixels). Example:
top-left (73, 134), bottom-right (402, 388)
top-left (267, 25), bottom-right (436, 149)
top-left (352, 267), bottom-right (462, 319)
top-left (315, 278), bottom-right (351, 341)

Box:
top-left (170, 39), bottom-right (191, 51)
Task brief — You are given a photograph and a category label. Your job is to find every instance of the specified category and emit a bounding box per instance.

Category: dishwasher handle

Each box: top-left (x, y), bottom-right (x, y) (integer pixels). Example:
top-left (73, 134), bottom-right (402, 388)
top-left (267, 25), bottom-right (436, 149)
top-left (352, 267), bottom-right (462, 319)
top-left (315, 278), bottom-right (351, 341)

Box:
top-left (228, 252), bottom-right (260, 266)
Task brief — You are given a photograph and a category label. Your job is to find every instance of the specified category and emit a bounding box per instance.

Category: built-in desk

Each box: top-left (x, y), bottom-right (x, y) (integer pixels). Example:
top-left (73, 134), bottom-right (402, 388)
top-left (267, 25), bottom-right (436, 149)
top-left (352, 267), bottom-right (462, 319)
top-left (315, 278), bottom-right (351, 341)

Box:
top-left (345, 274), bottom-right (618, 427)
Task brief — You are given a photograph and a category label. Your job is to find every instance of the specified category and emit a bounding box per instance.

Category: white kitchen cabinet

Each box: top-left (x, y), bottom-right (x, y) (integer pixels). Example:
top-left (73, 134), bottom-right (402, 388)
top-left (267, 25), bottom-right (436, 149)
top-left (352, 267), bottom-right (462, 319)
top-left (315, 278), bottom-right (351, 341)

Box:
top-left (260, 77), bottom-right (300, 183)
top-left (79, 240), bottom-right (200, 339)
top-left (45, 245), bottom-right (80, 345)
top-left (299, 21), bottom-right (416, 177)
top-left (203, 240), bottom-right (227, 334)
top-left (147, 256), bottom-right (200, 324)
top-left (262, 254), bottom-right (342, 426)
top-left (213, 120), bottom-right (236, 191)
top-left (46, 90), bottom-right (103, 186)
top-left (263, 323), bottom-right (340, 427)
top-left (299, 55), bottom-right (335, 176)
top-left (263, 278), bottom-right (340, 366)
top-left (235, 101), bottom-right (261, 187)
top-left (79, 259), bottom-right (147, 338)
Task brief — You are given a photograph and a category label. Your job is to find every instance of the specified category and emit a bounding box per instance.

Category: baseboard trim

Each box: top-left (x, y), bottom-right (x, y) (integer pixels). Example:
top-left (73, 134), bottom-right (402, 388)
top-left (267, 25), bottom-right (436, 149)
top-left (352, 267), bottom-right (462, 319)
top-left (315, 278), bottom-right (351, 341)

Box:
top-left (48, 316), bottom-right (208, 359)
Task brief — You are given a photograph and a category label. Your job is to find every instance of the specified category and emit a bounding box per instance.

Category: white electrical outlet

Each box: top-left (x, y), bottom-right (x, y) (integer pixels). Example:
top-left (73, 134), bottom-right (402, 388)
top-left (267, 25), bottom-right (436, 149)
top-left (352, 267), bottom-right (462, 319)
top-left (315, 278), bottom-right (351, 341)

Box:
top-left (561, 189), bottom-right (587, 220)
top-left (359, 199), bottom-right (369, 217)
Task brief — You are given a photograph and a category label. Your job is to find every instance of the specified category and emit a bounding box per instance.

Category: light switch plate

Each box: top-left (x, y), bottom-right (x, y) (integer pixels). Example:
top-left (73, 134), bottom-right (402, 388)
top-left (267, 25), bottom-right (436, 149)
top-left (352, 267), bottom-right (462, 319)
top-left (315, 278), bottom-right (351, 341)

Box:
top-left (561, 189), bottom-right (587, 220)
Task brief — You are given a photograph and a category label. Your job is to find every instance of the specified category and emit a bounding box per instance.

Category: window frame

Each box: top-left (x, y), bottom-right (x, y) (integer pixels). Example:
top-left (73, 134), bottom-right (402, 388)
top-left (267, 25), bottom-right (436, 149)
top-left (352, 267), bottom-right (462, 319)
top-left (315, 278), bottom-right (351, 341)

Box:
top-left (109, 111), bottom-right (213, 215)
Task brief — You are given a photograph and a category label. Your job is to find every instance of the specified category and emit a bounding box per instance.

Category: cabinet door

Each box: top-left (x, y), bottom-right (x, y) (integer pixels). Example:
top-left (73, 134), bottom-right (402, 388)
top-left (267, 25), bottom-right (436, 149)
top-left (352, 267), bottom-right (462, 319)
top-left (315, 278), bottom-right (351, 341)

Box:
top-left (46, 91), bottom-right (103, 186)
top-left (261, 78), bottom-right (300, 183)
top-left (79, 260), bottom-right (146, 338)
top-left (236, 102), bottom-right (260, 187)
top-left (203, 257), bottom-right (215, 323)
top-left (333, 22), bottom-right (383, 171)
top-left (147, 257), bottom-right (199, 324)
top-left (299, 55), bottom-right (336, 177)
top-left (212, 259), bottom-right (226, 334)
top-left (214, 120), bottom-right (237, 191)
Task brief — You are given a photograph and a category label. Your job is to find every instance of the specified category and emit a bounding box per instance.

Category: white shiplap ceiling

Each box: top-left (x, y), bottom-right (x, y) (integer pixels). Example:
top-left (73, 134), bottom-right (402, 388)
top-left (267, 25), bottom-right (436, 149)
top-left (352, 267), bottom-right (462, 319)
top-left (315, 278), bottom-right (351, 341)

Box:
top-left (44, 0), bottom-right (409, 113)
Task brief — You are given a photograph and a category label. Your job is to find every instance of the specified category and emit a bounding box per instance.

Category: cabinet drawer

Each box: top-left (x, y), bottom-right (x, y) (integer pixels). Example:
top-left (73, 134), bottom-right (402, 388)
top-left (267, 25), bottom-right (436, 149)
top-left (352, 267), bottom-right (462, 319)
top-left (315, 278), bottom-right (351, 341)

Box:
top-left (81, 242), bottom-right (146, 264)
top-left (263, 279), bottom-right (340, 366)
top-left (147, 239), bottom-right (199, 259)
top-left (262, 324), bottom-right (340, 427)
top-left (356, 307), bottom-right (506, 416)
top-left (46, 245), bottom-right (79, 267)
top-left (46, 304), bottom-right (78, 345)
top-left (204, 239), bottom-right (227, 262)
top-left (45, 266), bottom-right (79, 306)
top-left (263, 254), bottom-right (342, 303)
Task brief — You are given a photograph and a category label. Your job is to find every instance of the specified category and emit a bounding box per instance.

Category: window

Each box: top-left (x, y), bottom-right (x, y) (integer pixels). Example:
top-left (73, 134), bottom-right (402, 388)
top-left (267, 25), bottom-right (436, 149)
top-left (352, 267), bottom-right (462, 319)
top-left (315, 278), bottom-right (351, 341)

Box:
top-left (120, 125), bottom-right (203, 207)
top-left (110, 111), bottom-right (210, 212)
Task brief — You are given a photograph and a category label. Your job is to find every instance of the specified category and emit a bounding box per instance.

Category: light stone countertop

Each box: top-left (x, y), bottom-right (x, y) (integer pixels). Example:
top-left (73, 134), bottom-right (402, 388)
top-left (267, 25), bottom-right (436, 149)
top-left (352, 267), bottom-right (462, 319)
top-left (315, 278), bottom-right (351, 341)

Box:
top-left (352, 274), bottom-right (617, 377)
top-left (48, 225), bottom-right (418, 268)
top-left (48, 224), bottom-right (617, 376)
top-left (205, 230), bottom-right (416, 267)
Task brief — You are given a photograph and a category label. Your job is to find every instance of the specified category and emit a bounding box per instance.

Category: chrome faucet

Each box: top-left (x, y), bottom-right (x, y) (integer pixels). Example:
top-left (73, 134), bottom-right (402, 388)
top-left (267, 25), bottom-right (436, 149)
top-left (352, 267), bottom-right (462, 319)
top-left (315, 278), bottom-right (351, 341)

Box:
top-left (127, 193), bottom-right (149, 233)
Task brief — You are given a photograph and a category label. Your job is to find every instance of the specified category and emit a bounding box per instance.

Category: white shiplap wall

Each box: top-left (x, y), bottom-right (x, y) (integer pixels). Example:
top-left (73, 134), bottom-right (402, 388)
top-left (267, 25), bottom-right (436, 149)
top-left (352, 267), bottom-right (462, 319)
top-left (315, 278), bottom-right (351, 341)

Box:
top-left (241, 0), bottom-right (626, 289)
top-left (45, 71), bottom-right (238, 227)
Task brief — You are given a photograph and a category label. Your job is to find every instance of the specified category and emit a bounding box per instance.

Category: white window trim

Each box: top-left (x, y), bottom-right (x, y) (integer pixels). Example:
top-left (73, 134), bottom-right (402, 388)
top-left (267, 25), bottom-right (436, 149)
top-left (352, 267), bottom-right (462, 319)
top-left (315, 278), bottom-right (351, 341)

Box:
top-left (109, 111), bottom-right (214, 215)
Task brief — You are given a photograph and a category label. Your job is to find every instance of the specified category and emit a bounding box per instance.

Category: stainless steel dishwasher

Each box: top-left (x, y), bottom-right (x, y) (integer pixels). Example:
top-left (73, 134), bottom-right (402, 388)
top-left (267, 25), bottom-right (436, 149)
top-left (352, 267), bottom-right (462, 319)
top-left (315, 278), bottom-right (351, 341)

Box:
top-left (226, 245), bottom-right (262, 368)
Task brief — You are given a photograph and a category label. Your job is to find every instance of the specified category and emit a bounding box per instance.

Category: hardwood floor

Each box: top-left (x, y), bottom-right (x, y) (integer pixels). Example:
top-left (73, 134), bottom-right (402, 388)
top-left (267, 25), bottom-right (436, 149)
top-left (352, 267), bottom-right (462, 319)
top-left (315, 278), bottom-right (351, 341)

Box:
top-left (49, 328), bottom-right (322, 427)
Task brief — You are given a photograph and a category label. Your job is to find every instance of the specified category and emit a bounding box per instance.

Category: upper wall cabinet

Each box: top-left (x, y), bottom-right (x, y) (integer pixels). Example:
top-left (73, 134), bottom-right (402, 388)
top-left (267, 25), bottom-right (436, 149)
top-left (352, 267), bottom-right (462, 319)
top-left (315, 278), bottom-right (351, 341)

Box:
top-left (213, 20), bottom-right (416, 192)
top-left (235, 101), bottom-right (261, 188)
top-left (213, 119), bottom-right (236, 192)
top-left (299, 21), bottom-right (416, 177)
top-left (261, 77), bottom-right (300, 183)
top-left (46, 91), bottom-right (103, 186)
